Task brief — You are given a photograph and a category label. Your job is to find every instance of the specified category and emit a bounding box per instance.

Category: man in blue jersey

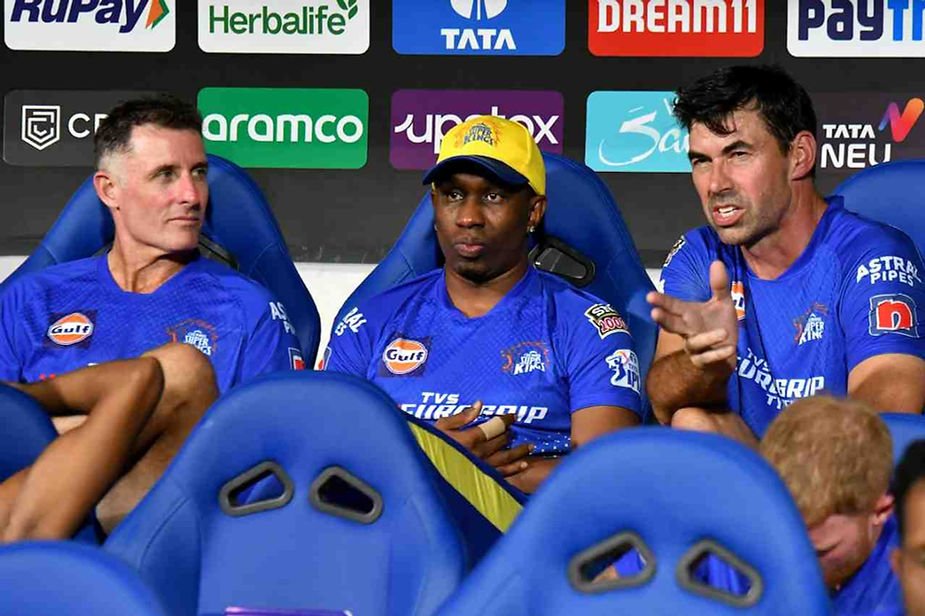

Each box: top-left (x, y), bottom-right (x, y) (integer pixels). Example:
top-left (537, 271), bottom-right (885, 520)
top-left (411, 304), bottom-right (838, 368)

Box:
top-left (761, 396), bottom-right (899, 614)
top-left (326, 116), bottom-right (642, 492)
top-left (646, 65), bottom-right (925, 443)
top-left (0, 96), bottom-right (301, 392)
top-left (891, 441), bottom-right (925, 616)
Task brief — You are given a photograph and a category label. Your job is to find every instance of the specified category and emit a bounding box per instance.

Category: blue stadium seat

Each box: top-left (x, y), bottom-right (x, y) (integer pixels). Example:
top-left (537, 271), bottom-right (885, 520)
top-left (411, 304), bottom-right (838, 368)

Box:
top-left (0, 383), bottom-right (98, 543)
top-left (831, 159), bottom-right (925, 254)
top-left (438, 428), bottom-right (831, 616)
top-left (103, 371), bottom-right (466, 616)
top-left (0, 154), bottom-right (320, 361)
top-left (334, 152), bottom-right (657, 414)
top-left (0, 541), bottom-right (167, 616)
top-left (881, 412), bottom-right (925, 466)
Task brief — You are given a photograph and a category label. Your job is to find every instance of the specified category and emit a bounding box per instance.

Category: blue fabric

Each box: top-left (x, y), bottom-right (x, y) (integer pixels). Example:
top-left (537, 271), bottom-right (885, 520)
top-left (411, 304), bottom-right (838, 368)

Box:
top-left (0, 154), bottom-right (320, 363)
top-left (334, 152), bottom-right (656, 418)
top-left (0, 541), bottom-right (168, 616)
top-left (881, 413), bottom-right (925, 465)
top-left (104, 372), bottom-right (466, 616)
top-left (833, 515), bottom-right (902, 616)
top-left (438, 428), bottom-right (831, 615)
top-left (661, 198), bottom-right (925, 437)
top-left (327, 267), bottom-right (641, 455)
top-left (0, 254), bottom-right (301, 394)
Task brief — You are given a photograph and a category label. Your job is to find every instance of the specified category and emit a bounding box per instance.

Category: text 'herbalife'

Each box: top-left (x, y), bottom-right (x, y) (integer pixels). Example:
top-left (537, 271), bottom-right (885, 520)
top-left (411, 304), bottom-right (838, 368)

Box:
top-left (198, 88), bottom-right (368, 169)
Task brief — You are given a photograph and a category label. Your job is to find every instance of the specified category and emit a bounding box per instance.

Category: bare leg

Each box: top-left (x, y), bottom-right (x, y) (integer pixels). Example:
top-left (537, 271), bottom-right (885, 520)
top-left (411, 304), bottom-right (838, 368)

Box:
top-left (671, 407), bottom-right (759, 448)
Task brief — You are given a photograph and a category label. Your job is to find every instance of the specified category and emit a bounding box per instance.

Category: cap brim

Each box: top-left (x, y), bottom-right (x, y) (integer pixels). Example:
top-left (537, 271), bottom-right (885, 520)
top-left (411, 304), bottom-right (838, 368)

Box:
top-left (422, 155), bottom-right (529, 188)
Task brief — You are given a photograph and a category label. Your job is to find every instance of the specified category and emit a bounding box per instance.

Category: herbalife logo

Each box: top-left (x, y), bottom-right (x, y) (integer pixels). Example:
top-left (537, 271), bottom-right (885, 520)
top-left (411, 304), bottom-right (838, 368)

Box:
top-left (199, 1), bottom-right (369, 54)
top-left (198, 88), bottom-right (368, 169)
top-left (450, 0), bottom-right (506, 19)
top-left (22, 106), bottom-right (60, 151)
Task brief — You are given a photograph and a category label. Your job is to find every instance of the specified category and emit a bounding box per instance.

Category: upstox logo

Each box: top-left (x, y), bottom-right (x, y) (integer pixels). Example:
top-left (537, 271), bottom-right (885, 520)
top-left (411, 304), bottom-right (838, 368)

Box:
top-left (590, 0), bottom-right (764, 57)
top-left (5, 0), bottom-right (174, 51)
top-left (790, 0), bottom-right (925, 57)
top-left (392, 0), bottom-right (564, 55)
top-left (585, 91), bottom-right (690, 173)
top-left (198, 88), bottom-right (368, 169)
top-left (199, 1), bottom-right (369, 54)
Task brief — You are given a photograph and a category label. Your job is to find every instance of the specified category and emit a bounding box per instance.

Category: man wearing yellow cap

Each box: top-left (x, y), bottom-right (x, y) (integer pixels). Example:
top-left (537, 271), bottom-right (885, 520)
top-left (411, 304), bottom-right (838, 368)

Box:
top-left (326, 116), bottom-right (642, 492)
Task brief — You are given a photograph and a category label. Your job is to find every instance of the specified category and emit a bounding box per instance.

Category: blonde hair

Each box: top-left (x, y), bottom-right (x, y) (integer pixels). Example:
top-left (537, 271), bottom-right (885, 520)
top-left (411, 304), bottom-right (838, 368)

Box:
top-left (759, 395), bottom-right (892, 527)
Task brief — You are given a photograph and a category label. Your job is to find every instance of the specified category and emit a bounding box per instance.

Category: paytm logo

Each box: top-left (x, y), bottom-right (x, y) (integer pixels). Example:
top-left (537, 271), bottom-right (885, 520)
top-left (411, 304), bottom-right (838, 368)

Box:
top-left (814, 93), bottom-right (925, 172)
top-left (5, 0), bottom-right (174, 51)
top-left (392, 0), bottom-right (564, 55)
top-left (198, 87), bottom-right (368, 169)
top-left (198, 1), bottom-right (369, 54)
top-left (790, 0), bottom-right (925, 56)
top-left (390, 89), bottom-right (563, 170)
top-left (585, 91), bottom-right (690, 173)
top-left (590, 0), bottom-right (764, 57)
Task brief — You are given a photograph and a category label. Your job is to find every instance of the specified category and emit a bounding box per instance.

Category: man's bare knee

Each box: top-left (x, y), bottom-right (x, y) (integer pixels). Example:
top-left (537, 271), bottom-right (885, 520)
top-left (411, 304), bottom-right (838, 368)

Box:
top-left (671, 407), bottom-right (719, 433)
top-left (143, 342), bottom-right (218, 407)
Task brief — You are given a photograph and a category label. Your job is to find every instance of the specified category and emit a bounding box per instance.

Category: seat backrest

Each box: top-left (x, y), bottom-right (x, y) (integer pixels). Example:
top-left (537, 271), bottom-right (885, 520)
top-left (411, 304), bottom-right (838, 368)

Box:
top-left (0, 541), bottom-right (167, 615)
top-left (438, 428), bottom-right (831, 616)
top-left (881, 412), bottom-right (925, 465)
top-left (830, 159), bottom-right (925, 255)
top-left (0, 154), bottom-right (320, 360)
top-left (335, 152), bottom-right (656, 413)
top-left (104, 371), bottom-right (466, 616)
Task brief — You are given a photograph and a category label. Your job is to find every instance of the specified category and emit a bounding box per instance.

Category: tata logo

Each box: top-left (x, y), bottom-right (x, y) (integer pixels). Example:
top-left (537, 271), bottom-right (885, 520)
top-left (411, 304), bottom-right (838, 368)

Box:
top-left (5, 0), bottom-right (174, 51)
top-left (392, 0), bottom-right (564, 55)
top-left (381, 337), bottom-right (430, 376)
top-left (585, 91), bottom-right (690, 173)
top-left (789, 0), bottom-right (925, 57)
top-left (390, 89), bottom-right (563, 170)
top-left (21, 106), bottom-right (60, 151)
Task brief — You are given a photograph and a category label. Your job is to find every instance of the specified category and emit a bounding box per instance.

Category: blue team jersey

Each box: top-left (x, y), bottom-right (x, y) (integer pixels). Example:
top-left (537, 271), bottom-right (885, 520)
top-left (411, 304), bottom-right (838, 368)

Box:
top-left (834, 515), bottom-right (901, 615)
top-left (662, 197), bottom-right (925, 436)
top-left (325, 267), bottom-right (642, 454)
top-left (0, 254), bottom-right (303, 393)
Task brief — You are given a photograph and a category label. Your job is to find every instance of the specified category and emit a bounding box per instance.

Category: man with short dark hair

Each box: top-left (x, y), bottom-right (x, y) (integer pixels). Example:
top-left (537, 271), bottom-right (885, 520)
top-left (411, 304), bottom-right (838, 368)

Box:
top-left (646, 65), bottom-right (925, 443)
top-left (891, 440), bottom-right (925, 616)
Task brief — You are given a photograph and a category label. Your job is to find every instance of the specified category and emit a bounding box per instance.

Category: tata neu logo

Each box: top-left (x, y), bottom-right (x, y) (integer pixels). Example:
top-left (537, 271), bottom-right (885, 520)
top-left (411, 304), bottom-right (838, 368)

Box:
top-left (590, 0), bottom-right (764, 56)
top-left (198, 0), bottom-right (369, 54)
top-left (390, 89), bottom-right (563, 170)
top-left (393, 0), bottom-right (564, 55)
top-left (5, 0), bottom-right (174, 52)
top-left (198, 87), bottom-right (369, 169)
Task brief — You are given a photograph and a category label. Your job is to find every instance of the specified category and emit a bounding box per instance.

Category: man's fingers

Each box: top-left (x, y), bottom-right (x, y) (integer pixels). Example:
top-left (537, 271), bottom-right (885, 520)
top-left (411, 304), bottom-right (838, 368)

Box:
top-left (484, 443), bottom-right (532, 469)
top-left (474, 431), bottom-right (510, 458)
top-left (496, 459), bottom-right (531, 477)
top-left (685, 329), bottom-right (728, 354)
top-left (709, 261), bottom-right (731, 300)
top-left (690, 345), bottom-right (736, 368)
top-left (650, 307), bottom-right (693, 337)
top-left (434, 400), bottom-right (482, 431)
top-left (647, 290), bottom-right (688, 315)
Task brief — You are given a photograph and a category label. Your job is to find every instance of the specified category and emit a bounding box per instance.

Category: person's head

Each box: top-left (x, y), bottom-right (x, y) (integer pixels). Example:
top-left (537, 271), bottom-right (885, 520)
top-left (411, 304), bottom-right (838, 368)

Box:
top-left (422, 116), bottom-right (547, 285)
top-left (891, 441), bottom-right (925, 616)
top-left (672, 65), bottom-right (818, 247)
top-left (760, 396), bottom-right (894, 589)
top-left (93, 96), bottom-right (208, 260)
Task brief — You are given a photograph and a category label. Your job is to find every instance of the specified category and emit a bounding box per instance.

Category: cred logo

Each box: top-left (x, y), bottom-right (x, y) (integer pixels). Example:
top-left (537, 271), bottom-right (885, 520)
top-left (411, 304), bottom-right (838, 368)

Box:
top-left (590, 0), bottom-right (764, 57)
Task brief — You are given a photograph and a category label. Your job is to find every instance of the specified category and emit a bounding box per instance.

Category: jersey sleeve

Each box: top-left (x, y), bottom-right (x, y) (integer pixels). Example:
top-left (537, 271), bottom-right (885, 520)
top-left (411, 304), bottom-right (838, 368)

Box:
top-left (559, 300), bottom-right (642, 416)
top-left (324, 304), bottom-right (376, 378)
top-left (236, 293), bottom-right (305, 384)
top-left (660, 231), bottom-right (712, 302)
top-left (0, 282), bottom-right (23, 382)
top-left (839, 230), bottom-right (925, 371)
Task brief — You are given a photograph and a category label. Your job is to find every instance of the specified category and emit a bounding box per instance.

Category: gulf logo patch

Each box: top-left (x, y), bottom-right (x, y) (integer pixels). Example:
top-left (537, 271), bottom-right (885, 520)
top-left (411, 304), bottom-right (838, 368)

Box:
top-left (47, 312), bottom-right (94, 346)
top-left (382, 337), bottom-right (429, 375)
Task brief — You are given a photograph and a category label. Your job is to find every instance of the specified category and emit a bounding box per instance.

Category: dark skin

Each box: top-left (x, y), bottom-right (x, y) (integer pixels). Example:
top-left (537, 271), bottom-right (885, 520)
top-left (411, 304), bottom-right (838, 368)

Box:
top-left (429, 169), bottom-right (639, 492)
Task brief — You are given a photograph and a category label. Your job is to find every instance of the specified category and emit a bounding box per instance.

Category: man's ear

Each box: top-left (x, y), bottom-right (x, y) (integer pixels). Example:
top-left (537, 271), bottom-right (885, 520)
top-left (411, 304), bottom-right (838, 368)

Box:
top-left (528, 195), bottom-right (547, 229)
top-left (94, 170), bottom-right (119, 212)
top-left (789, 130), bottom-right (817, 181)
top-left (872, 492), bottom-right (895, 527)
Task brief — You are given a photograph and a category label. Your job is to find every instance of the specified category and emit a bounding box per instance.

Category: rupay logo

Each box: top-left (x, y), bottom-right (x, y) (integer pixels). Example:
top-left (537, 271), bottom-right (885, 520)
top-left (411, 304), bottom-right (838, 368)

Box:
top-left (393, 0), bottom-right (564, 55)
top-left (5, 0), bottom-right (174, 51)
top-left (198, 88), bottom-right (368, 169)
top-left (789, 0), bottom-right (925, 57)
top-left (585, 91), bottom-right (690, 173)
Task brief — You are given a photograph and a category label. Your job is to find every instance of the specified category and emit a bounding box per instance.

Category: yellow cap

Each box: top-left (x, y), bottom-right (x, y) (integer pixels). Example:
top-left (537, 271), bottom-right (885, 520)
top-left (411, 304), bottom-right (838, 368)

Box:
top-left (422, 115), bottom-right (546, 196)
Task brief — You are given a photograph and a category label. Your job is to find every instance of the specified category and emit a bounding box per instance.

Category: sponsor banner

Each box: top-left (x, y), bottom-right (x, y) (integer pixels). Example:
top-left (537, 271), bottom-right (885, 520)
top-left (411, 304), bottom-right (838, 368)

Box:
top-left (789, 0), bottom-right (925, 57)
top-left (198, 87), bottom-right (368, 169)
top-left (390, 89), bottom-right (563, 170)
top-left (585, 91), bottom-right (690, 173)
top-left (3, 90), bottom-right (156, 167)
top-left (5, 0), bottom-right (175, 52)
top-left (590, 0), bottom-right (764, 57)
top-left (392, 0), bottom-right (565, 55)
top-left (814, 93), bottom-right (925, 173)
top-left (198, 0), bottom-right (370, 54)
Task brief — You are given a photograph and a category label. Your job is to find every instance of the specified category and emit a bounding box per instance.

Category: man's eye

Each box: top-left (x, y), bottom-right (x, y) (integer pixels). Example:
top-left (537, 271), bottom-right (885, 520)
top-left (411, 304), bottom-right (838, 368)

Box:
top-left (446, 190), bottom-right (464, 200)
top-left (192, 167), bottom-right (208, 179)
top-left (157, 169), bottom-right (175, 179)
top-left (730, 151), bottom-right (749, 159)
